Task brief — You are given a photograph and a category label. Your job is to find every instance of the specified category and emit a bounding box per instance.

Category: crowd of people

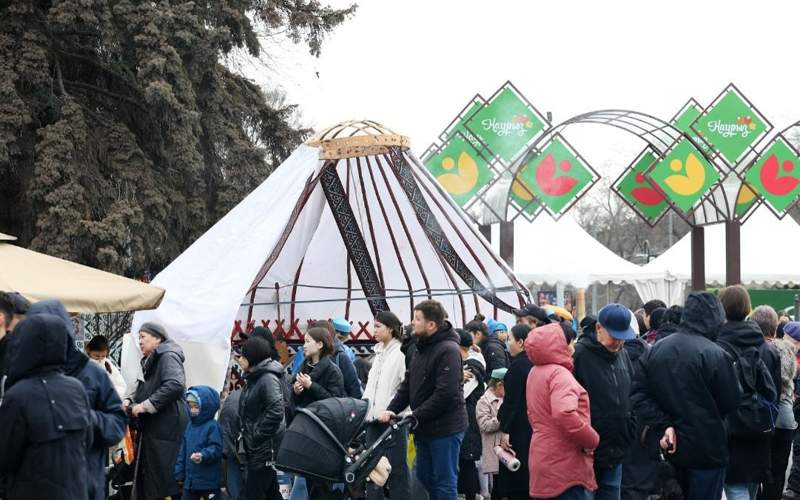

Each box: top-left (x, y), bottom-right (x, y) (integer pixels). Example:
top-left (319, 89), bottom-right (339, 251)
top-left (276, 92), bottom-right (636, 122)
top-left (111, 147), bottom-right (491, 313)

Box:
top-left (2, 288), bottom-right (800, 500)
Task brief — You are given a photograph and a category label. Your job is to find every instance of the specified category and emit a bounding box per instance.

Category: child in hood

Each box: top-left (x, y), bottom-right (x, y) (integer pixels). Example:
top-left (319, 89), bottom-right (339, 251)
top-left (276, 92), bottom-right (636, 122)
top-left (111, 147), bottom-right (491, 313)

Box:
top-left (175, 385), bottom-right (224, 499)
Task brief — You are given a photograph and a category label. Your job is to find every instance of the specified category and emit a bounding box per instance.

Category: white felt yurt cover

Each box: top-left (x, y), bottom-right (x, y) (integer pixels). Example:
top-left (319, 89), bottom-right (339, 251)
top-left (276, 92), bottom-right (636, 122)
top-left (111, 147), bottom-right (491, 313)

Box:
top-left (125, 121), bottom-right (530, 391)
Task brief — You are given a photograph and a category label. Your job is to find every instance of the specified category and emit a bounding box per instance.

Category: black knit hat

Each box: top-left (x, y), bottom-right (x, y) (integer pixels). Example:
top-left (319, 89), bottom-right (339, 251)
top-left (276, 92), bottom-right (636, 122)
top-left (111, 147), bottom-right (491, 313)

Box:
top-left (241, 337), bottom-right (272, 366)
top-left (139, 322), bottom-right (168, 341)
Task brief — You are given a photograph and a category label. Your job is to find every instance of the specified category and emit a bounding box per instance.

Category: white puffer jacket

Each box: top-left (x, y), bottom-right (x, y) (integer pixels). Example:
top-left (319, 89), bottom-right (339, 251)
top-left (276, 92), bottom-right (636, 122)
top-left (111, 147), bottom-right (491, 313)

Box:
top-left (363, 338), bottom-right (406, 420)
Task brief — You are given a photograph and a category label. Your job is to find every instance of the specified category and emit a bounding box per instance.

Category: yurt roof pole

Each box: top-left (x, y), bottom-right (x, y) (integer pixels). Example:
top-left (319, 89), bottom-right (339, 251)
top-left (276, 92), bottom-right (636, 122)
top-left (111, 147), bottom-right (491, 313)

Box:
top-left (319, 160), bottom-right (389, 316)
top-left (387, 147), bottom-right (519, 314)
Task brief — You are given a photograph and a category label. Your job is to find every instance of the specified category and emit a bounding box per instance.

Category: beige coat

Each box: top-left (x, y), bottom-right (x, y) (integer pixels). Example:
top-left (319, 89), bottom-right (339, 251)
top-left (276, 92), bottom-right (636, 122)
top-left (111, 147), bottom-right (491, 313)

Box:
top-left (476, 387), bottom-right (503, 474)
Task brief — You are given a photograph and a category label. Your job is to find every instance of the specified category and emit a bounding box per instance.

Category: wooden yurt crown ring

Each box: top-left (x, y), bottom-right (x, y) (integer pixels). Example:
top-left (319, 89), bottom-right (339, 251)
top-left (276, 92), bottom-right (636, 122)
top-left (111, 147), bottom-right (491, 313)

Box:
top-left (305, 120), bottom-right (410, 160)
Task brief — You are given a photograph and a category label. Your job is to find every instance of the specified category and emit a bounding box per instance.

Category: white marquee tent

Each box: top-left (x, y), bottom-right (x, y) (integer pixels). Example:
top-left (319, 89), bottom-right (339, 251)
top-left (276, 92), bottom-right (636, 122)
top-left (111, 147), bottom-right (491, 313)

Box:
top-left (637, 207), bottom-right (800, 304)
top-left (125, 121), bottom-right (530, 390)
top-left (513, 215), bottom-right (651, 289)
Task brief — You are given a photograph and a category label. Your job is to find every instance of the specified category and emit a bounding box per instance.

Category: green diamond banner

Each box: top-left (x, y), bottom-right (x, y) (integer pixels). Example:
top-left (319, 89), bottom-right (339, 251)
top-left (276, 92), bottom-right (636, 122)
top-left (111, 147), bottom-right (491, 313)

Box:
top-left (515, 135), bottom-right (597, 215)
top-left (734, 183), bottom-right (760, 219)
top-left (691, 85), bottom-right (771, 167)
top-left (646, 138), bottom-right (720, 213)
top-left (509, 174), bottom-right (542, 216)
top-left (441, 97), bottom-right (485, 149)
top-left (465, 84), bottom-right (547, 164)
top-left (613, 149), bottom-right (668, 224)
top-left (743, 136), bottom-right (800, 215)
top-left (672, 100), bottom-right (712, 154)
top-left (423, 132), bottom-right (495, 207)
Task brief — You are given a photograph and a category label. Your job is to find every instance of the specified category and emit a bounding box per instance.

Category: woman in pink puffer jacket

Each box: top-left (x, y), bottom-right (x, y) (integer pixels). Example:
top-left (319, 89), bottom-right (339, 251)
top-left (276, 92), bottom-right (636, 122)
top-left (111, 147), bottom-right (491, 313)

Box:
top-left (525, 323), bottom-right (599, 499)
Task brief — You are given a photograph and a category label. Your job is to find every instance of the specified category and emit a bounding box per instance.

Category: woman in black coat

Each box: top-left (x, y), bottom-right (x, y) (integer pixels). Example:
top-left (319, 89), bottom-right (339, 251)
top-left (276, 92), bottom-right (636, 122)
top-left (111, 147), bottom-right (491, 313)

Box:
top-left (239, 337), bottom-right (287, 500)
top-left (0, 314), bottom-right (93, 500)
top-left (291, 327), bottom-right (345, 407)
top-left (290, 327), bottom-right (345, 499)
top-left (497, 324), bottom-right (534, 500)
top-left (125, 322), bottom-right (190, 500)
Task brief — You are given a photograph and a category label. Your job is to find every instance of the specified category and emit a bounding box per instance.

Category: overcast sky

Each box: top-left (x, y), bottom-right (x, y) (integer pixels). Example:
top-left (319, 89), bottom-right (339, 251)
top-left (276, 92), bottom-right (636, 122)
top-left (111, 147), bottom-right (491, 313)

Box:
top-left (250, 0), bottom-right (800, 176)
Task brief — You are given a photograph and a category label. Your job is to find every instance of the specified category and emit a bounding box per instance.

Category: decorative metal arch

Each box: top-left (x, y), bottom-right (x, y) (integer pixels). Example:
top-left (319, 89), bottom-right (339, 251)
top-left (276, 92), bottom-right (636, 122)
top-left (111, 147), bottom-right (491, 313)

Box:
top-left (504, 109), bottom-right (730, 226)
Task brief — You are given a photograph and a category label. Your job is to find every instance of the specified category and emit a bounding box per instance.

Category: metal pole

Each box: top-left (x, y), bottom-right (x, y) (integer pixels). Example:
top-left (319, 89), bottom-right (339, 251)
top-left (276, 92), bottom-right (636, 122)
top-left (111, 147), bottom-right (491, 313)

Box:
top-left (668, 211), bottom-right (674, 247)
top-left (499, 221), bottom-right (514, 268)
top-left (479, 224), bottom-right (492, 243)
top-left (591, 285), bottom-right (598, 315)
top-left (576, 288), bottom-right (586, 321)
top-left (690, 226), bottom-right (705, 291)
top-left (725, 220), bottom-right (741, 286)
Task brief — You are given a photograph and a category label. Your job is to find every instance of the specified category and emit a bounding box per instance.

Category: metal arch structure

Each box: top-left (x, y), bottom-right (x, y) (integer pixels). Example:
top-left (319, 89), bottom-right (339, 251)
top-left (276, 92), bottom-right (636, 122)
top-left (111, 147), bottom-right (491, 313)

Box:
top-left (502, 109), bottom-right (733, 290)
top-left (504, 109), bottom-right (729, 227)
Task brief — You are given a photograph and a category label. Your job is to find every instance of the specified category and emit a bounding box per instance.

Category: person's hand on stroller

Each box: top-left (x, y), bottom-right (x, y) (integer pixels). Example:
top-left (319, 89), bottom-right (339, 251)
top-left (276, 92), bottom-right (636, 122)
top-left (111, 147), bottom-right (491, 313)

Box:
top-left (377, 410), bottom-right (396, 424)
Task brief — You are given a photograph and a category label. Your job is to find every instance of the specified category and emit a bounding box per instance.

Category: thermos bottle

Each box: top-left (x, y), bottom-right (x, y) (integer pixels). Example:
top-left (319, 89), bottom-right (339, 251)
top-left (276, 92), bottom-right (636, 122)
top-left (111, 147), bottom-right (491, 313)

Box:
top-left (494, 446), bottom-right (521, 472)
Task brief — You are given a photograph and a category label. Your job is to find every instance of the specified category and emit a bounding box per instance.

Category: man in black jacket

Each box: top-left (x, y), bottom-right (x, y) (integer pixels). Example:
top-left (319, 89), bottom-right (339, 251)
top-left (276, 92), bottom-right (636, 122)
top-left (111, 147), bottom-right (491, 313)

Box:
top-left (381, 300), bottom-right (467, 500)
top-left (632, 292), bottom-right (741, 500)
top-left (574, 303), bottom-right (636, 500)
top-left (466, 319), bottom-right (508, 373)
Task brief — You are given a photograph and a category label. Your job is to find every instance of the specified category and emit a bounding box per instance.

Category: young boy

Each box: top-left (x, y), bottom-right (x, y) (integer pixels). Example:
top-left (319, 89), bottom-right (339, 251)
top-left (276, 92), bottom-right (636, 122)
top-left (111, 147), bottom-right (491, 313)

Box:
top-left (175, 385), bottom-right (224, 499)
top-left (476, 368), bottom-right (506, 500)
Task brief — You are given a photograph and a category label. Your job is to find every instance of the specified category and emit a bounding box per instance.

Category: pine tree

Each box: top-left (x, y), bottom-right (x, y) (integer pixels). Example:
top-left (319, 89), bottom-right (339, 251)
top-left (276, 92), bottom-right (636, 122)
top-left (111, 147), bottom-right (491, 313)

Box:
top-left (0, 0), bottom-right (355, 275)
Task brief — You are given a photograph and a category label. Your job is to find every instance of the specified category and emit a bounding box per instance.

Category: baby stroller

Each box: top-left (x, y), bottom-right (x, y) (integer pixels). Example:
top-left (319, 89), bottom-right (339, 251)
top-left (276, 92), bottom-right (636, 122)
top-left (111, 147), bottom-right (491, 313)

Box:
top-left (276, 397), bottom-right (414, 500)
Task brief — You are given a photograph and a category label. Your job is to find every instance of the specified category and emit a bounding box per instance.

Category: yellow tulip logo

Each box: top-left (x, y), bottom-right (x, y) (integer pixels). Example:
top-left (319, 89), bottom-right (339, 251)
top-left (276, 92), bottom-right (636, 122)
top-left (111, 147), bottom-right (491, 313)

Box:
top-left (737, 184), bottom-right (757, 204)
top-left (436, 152), bottom-right (480, 196)
top-left (512, 178), bottom-right (534, 201)
top-left (664, 153), bottom-right (706, 196)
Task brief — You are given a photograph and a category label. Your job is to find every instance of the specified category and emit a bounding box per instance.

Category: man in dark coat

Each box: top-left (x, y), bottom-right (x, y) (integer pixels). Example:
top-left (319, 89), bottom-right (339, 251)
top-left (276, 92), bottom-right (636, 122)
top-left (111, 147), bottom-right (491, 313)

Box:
top-left (125, 321), bottom-right (190, 500)
top-left (632, 292), bottom-right (741, 500)
top-left (28, 300), bottom-right (127, 500)
top-left (497, 323), bottom-right (534, 500)
top-left (621, 333), bottom-right (660, 500)
top-left (382, 300), bottom-right (467, 500)
top-left (573, 304), bottom-right (636, 499)
top-left (0, 292), bottom-right (14, 379)
top-left (717, 285), bottom-right (778, 498)
top-left (239, 337), bottom-right (286, 500)
top-left (0, 314), bottom-right (93, 500)
top-left (466, 319), bottom-right (509, 373)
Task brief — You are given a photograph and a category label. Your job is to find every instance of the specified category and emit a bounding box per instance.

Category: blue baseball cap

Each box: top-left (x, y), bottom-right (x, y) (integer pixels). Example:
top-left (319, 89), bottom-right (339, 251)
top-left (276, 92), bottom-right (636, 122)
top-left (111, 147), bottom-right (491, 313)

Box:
top-left (598, 304), bottom-right (636, 341)
top-left (332, 318), bottom-right (351, 334)
top-left (491, 322), bottom-right (508, 333)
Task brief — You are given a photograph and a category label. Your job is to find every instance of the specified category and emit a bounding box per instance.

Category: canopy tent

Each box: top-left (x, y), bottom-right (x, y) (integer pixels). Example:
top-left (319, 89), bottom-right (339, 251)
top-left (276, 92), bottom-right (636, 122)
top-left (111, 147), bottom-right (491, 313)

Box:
top-left (0, 239), bottom-right (164, 313)
top-left (0, 233), bottom-right (16, 241)
top-left (127, 120), bottom-right (530, 391)
top-left (513, 215), bottom-right (651, 288)
top-left (637, 207), bottom-right (800, 304)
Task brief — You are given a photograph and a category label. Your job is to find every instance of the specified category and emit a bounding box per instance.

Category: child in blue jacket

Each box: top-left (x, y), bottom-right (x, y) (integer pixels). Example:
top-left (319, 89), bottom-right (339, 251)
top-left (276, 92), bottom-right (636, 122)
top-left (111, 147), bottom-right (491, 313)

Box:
top-left (175, 385), bottom-right (224, 499)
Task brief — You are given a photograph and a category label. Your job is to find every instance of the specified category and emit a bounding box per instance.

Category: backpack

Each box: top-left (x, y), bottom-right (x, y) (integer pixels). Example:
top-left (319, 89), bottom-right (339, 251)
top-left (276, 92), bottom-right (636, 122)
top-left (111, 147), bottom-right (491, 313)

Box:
top-left (718, 340), bottom-right (777, 438)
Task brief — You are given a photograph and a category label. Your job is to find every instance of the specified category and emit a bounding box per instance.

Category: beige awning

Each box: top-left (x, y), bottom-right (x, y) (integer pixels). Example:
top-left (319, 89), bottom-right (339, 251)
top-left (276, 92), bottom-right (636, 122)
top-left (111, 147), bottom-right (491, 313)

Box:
top-left (0, 233), bottom-right (17, 241)
top-left (0, 241), bottom-right (164, 313)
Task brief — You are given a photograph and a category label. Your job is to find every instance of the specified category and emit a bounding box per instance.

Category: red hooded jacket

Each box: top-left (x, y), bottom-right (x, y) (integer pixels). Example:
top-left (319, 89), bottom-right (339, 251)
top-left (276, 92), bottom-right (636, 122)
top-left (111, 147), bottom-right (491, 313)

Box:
top-left (525, 324), bottom-right (599, 498)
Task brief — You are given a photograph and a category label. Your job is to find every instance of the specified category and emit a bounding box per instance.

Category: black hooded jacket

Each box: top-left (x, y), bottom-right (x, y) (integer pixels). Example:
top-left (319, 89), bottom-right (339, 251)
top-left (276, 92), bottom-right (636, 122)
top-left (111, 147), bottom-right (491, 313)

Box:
top-left (240, 359), bottom-right (286, 469)
top-left (27, 301), bottom-right (127, 500)
top-left (480, 334), bottom-right (509, 373)
top-left (573, 330), bottom-right (635, 468)
top-left (631, 292), bottom-right (742, 469)
top-left (716, 320), bottom-right (778, 484)
top-left (292, 354), bottom-right (345, 408)
top-left (388, 321), bottom-right (468, 439)
top-left (0, 314), bottom-right (92, 500)
top-left (460, 355), bottom-right (487, 460)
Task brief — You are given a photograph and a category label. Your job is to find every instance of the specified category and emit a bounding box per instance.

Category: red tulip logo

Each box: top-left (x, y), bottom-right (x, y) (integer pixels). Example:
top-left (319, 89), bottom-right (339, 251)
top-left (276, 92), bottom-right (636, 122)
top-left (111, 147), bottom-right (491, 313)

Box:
top-left (760, 154), bottom-right (799, 196)
top-left (631, 172), bottom-right (665, 206)
top-left (535, 154), bottom-right (578, 197)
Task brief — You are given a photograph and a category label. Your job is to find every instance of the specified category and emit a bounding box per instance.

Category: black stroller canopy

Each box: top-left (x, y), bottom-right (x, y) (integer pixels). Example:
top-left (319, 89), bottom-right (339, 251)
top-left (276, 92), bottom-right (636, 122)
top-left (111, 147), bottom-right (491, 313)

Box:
top-left (307, 397), bottom-right (368, 447)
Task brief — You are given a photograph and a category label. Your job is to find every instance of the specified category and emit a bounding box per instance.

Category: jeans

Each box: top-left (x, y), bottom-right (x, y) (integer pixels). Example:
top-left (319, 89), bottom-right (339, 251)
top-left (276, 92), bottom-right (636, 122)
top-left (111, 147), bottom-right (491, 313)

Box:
top-left (724, 483), bottom-right (758, 500)
top-left (289, 475), bottom-right (308, 500)
top-left (182, 488), bottom-right (222, 499)
top-left (674, 466), bottom-right (726, 500)
top-left (415, 431), bottom-right (464, 500)
top-left (226, 459), bottom-right (245, 500)
top-left (591, 463), bottom-right (622, 500)
top-left (760, 428), bottom-right (794, 500)
top-left (365, 423), bottom-right (410, 500)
